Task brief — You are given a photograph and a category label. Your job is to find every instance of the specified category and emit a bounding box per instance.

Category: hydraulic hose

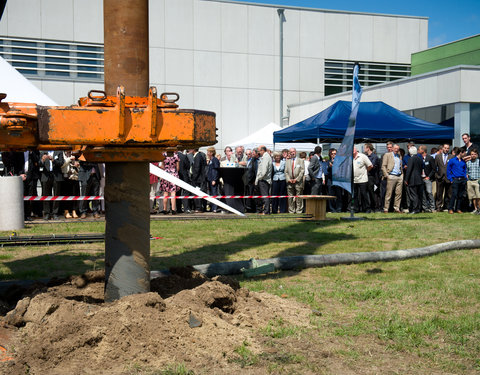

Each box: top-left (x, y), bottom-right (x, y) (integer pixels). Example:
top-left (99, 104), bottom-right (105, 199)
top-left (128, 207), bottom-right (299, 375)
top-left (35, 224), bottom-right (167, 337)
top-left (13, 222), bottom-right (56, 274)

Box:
top-left (188, 239), bottom-right (480, 277)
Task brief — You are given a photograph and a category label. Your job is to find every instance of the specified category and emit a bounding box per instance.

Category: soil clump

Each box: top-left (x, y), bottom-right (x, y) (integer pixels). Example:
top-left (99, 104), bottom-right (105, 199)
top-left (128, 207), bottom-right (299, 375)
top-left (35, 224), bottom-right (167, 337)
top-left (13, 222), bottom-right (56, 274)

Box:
top-left (0, 268), bottom-right (312, 374)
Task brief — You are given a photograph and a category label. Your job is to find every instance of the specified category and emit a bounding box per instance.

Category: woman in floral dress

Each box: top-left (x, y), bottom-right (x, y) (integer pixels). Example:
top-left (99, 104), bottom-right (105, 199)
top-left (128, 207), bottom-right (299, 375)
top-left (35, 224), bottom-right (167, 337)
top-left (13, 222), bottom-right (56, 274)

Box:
top-left (159, 151), bottom-right (180, 214)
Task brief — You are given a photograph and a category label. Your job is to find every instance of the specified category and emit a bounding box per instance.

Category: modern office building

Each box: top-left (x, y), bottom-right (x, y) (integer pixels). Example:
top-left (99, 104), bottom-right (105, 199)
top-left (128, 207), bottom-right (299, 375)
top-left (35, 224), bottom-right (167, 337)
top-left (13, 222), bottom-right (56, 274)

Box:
top-left (0, 0), bottom-right (428, 149)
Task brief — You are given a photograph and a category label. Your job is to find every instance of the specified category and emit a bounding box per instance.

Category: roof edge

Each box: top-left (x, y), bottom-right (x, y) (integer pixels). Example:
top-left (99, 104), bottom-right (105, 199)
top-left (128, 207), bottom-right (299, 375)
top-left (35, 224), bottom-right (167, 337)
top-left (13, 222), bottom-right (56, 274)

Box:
top-left (200, 0), bottom-right (429, 20)
top-left (288, 65), bottom-right (480, 109)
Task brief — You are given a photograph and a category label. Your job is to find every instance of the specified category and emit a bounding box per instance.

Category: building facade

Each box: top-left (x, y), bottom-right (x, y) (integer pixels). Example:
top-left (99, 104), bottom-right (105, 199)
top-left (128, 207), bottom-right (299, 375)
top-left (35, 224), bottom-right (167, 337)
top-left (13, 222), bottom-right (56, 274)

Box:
top-left (0, 0), bottom-right (428, 150)
top-left (289, 35), bottom-right (480, 147)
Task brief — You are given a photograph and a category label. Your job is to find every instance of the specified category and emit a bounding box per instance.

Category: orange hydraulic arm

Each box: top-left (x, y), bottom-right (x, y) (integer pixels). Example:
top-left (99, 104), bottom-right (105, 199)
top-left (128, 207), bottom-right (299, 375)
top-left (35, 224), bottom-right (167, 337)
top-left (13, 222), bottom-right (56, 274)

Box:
top-left (0, 87), bottom-right (216, 161)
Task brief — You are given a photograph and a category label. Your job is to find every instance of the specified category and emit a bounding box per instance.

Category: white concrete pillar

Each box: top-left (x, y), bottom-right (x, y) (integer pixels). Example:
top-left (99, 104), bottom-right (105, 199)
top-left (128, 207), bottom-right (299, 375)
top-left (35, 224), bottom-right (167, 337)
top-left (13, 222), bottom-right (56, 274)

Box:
top-left (0, 176), bottom-right (24, 231)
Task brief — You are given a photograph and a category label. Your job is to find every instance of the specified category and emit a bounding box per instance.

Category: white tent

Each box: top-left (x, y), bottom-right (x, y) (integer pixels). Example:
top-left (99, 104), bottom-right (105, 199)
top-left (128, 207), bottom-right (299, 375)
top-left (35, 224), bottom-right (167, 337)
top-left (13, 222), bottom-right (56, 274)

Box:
top-left (229, 122), bottom-right (317, 152)
top-left (0, 56), bottom-right (57, 105)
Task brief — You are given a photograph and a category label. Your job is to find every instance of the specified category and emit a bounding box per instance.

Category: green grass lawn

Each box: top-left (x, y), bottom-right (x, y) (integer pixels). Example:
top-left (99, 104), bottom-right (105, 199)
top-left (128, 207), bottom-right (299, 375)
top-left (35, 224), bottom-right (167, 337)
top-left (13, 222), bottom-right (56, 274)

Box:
top-left (1, 212), bottom-right (479, 373)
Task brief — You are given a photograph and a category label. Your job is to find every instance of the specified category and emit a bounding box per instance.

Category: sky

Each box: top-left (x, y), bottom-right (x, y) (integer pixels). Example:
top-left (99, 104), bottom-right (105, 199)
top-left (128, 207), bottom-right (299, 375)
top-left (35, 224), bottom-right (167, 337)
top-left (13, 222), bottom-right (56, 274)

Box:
top-left (239, 0), bottom-right (480, 47)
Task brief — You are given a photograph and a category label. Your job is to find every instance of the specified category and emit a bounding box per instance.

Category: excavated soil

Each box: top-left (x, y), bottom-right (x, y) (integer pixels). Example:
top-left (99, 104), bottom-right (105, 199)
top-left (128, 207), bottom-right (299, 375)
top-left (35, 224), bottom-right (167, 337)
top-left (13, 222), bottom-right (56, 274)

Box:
top-left (0, 268), bottom-right (313, 374)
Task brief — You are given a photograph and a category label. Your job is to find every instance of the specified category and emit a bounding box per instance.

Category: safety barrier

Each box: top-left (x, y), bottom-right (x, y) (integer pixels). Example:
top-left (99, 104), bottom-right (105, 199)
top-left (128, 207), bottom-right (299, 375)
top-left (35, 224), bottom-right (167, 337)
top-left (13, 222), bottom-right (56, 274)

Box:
top-left (24, 195), bottom-right (299, 201)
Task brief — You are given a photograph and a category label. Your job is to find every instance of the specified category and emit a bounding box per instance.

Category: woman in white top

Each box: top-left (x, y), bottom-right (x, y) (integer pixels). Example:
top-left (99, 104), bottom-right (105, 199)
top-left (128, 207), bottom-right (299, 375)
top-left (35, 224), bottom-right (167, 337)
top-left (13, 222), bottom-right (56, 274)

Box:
top-left (220, 146), bottom-right (237, 167)
top-left (271, 152), bottom-right (287, 213)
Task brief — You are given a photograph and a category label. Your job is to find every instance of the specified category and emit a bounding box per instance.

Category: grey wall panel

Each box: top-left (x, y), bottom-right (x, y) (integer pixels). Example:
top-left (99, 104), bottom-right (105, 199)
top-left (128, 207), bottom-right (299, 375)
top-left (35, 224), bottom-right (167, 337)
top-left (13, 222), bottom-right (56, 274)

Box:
top-left (74, 0), bottom-right (103, 43)
top-left (42, 0), bottom-right (74, 41)
top-left (7, 0), bottom-right (41, 38)
top-left (165, 0), bottom-right (193, 50)
top-left (165, 49), bottom-right (194, 86)
top-left (194, 51), bottom-right (221, 87)
top-left (221, 3), bottom-right (248, 54)
top-left (194, 1), bottom-right (221, 52)
top-left (149, 0), bottom-right (165, 48)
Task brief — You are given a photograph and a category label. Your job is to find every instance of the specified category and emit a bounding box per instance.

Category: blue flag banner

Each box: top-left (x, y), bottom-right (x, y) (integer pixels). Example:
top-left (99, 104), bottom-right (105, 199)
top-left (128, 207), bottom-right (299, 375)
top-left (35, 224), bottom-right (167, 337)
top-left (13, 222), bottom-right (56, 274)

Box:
top-left (332, 64), bottom-right (362, 194)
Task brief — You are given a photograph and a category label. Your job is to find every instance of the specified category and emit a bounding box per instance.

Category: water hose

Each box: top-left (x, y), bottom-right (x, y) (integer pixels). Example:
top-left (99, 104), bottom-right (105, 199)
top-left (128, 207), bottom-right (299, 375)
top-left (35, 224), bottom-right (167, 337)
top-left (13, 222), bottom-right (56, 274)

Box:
top-left (187, 239), bottom-right (480, 277)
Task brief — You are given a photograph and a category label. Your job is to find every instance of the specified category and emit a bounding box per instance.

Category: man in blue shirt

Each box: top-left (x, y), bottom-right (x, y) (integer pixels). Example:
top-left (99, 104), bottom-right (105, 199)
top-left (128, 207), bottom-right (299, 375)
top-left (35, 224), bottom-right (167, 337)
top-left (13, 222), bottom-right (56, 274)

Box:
top-left (447, 146), bottom-right (467, 214)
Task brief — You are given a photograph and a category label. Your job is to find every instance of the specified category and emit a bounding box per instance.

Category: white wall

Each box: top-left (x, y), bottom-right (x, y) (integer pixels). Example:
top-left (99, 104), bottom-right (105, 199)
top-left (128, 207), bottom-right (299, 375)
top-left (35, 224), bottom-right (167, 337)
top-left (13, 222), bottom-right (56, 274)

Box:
top-left (1, 0), bottom-right (428, 150)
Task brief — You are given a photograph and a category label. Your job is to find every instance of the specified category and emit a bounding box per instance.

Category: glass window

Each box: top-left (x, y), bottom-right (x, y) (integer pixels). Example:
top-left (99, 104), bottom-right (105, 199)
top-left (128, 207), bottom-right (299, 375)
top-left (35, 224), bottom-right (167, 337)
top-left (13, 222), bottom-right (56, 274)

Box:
top-left (0, 37), bottom-right (104, 81)
top-left (324, 59), bottom-right (410, 96)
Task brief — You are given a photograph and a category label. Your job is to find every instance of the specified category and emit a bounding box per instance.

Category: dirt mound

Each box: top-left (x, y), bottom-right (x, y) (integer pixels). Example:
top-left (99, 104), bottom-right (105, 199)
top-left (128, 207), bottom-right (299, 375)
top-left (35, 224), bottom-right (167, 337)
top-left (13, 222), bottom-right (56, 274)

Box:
top-left (0, 269), bottom-right (313, 374)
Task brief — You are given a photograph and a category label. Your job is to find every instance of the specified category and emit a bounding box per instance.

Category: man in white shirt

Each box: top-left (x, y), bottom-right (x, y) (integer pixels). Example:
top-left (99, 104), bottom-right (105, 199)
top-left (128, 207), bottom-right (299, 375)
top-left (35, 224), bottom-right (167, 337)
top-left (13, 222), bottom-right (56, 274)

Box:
top-left (352, 146), bottom-right (373, 212)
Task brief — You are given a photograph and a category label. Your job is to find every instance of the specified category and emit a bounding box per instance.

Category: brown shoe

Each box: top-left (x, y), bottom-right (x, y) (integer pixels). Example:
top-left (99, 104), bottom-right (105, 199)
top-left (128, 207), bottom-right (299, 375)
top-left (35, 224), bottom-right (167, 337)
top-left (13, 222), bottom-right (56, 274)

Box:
top-left (93, 213), bottom-right (100, 219)
top-left (456, 210), bottom-right (463, 214)
top-left (80, 213), bottom-right (87, 219)
top-left (72, 210), bottom-right (79, 219)
top-left (448, 210), bottom-right (454, 214)
top-left (65, 212), bottom-right (72, 219)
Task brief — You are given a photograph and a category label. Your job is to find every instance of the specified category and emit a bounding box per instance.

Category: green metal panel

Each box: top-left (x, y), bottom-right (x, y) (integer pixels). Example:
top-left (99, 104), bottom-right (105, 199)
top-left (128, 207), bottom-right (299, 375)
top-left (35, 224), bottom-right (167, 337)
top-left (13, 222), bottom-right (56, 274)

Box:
top-left (411, 35), bottom-right (480, 76)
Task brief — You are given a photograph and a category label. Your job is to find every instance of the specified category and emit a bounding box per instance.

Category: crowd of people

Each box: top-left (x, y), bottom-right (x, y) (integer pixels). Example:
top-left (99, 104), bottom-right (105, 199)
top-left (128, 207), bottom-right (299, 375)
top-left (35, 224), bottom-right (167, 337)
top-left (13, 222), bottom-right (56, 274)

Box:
top-left (1, 132), bottom-right (479, 220)
top-left (149, 132), bottom-right (480, 216)
top-left (1, 150), bottom-right (102, 221)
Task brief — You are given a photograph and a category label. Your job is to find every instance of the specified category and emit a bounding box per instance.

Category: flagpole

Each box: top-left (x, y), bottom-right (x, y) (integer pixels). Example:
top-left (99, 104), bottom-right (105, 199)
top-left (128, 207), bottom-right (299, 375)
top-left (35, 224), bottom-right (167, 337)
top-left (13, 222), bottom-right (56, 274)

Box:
top-left (350, 149), bottom-right (355, 219)
top-left (331, 62), bottom-right (364, 221)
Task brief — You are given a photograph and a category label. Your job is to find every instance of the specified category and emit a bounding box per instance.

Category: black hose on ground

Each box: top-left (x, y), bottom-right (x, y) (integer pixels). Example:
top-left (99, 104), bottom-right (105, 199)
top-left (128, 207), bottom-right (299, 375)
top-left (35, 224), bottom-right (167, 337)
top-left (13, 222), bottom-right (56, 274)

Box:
top-left (189, 239), bottom-right (480, 277)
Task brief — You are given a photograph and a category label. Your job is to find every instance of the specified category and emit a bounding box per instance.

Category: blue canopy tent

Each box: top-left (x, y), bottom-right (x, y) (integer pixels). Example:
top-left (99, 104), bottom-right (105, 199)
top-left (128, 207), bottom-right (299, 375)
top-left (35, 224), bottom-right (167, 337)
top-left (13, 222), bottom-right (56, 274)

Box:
top-left (273, 101), bottom-right (454, 144)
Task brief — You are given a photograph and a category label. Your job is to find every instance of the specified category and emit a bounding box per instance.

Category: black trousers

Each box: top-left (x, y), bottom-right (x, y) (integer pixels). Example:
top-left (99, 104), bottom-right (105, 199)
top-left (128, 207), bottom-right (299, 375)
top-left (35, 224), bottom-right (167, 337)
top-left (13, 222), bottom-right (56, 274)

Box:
top-left (436, 179), bottom-right (452, 210)
top-left (326, 181), bottom-right (343, 212)
top-left (62, 179), bottom-right (80, 213)
top-left (23, 178), bottom-right (38, 218)
top-left (42, 178), bottom-right (62, 216)
top-left (449, 179), bottom-right (466, 212)
top-left (408, 184), bottom-right (424, 213)
top-left (244, 183), bottom-right (262, 213)
top-left (351, 182), bottom-right (369, 212)
top-left (258, 180), bottom-right (271, 214)
top-left (271, 179), bottom-right (287, 213)
top-left (80, 175), bottom-right (100, 214)
top-left (194, 182), bottom-right (207, 212)
top-left (311, 178), bottom-right (323, 195)
top-left (367, 175), bottom-right (380, 211)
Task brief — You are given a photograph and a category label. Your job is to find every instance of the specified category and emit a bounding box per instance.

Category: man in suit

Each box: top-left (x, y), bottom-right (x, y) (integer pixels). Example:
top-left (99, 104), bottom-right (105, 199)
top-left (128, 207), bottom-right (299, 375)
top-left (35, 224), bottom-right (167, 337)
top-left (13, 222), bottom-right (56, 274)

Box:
top-left (78, 160), bottom-right (101, 219)
top-left (285, 147), bottom-right (305, 214)
top-left (434, 143), bottom-right (452, 211)
top-left (177, 150), bottom-right (191, 213)
top-left (2, 151), bottom-right (40, 220)
top-left (192, 148), bottom-right (207, 212)
top-left (19, 151), bottom-right (41, 220)
top-left (255, 145), bottom-right (272, 215)
top-left (422, 146), bottom-right (436, 212)
top-left (39, 150), bottom-right (64, 220)
top-left (244, 148), bottom-right (261, 213)
top-left (404, 146), bottom-right (424, 214)
top-left (381, 143), bottom-right (403, 213)
top-left (364, 143), bottom-right (381, 212)
top-left (308, 145), bottom-right (325, 195)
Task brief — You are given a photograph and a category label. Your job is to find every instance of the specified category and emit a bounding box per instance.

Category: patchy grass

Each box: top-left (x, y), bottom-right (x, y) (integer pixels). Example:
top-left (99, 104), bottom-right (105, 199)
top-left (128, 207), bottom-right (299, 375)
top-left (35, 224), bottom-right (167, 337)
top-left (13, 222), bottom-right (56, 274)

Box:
top-left (261, 317), bottom-right (305, 339)
top-left (231, 341), bottom-right (258, 368)
top-left (0, 212), bottom-right (479, 373)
